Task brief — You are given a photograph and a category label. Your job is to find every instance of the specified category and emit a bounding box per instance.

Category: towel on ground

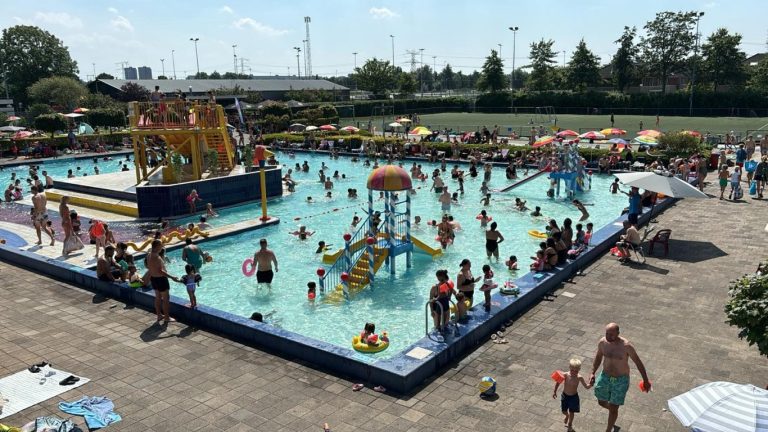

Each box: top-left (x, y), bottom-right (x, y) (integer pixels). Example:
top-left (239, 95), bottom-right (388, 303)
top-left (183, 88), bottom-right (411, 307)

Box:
top-left (58, 397), bottom-right (120, 429)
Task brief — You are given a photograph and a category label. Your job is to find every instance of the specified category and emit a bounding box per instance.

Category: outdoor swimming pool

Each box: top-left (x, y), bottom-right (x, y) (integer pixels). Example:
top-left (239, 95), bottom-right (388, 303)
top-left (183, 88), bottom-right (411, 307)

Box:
top-left (155, 152), bottom-right (627, 358)
top-left (1, 154), bottom-right (130, 192)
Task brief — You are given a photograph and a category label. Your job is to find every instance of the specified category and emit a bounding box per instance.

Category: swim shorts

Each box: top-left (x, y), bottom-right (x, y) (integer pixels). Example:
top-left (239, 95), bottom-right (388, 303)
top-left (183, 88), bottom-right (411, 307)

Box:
top-left (719, 178), bottom-right (728, 188)
top-left (561, 392), bottom-right (580, 413)
top-left (594, 372), bottom-right (629, 406)
top-left (151, 276), bottom-right (170, 293)
top-left (33, 212), bottom-right (48, 224)
top-left (256, 270), bottom-right (274, 284)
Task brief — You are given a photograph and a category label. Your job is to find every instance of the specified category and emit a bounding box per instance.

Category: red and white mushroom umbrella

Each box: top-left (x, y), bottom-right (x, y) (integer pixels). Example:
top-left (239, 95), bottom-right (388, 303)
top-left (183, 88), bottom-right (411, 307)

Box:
top-left (579, 131), bottom-right (606, 140)
top-left (319, 124), bottom-right (337, 131)
top-left (340, 125), bottom-right (359, 132)
top-left (556, 129), bottom-right (578, 137)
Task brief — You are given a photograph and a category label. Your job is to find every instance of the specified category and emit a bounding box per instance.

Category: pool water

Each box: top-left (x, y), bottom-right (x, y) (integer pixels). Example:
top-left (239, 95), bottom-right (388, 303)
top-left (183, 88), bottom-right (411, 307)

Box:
top-left (157, 152), bottom-right (627, 358)
top-left (2, 154), bottom-right (129, 192)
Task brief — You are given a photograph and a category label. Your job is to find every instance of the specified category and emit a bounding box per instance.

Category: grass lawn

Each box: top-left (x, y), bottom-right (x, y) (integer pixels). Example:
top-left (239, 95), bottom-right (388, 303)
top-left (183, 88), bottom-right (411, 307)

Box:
top-left (342, 113), bottom-right (768, 138)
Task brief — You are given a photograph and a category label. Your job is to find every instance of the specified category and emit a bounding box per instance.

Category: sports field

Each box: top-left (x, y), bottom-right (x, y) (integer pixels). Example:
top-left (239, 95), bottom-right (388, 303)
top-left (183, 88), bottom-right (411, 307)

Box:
top-left (343, 112), bottom-right (768, 138)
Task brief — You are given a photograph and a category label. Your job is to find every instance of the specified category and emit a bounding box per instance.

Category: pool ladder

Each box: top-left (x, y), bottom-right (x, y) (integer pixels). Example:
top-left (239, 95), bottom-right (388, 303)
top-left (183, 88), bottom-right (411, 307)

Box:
top-left (425, 299), bottom-right (460, 338)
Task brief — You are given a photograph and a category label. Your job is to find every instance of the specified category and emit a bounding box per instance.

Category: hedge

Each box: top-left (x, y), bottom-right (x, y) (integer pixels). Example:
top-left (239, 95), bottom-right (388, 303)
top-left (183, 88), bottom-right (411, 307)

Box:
top-left (0, 132), bottom-right (130, 153)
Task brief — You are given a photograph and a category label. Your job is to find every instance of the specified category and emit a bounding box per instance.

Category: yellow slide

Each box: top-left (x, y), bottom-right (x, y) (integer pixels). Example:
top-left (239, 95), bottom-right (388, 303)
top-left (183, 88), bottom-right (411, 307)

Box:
top-left (411, 235), bottom-right (442, 257)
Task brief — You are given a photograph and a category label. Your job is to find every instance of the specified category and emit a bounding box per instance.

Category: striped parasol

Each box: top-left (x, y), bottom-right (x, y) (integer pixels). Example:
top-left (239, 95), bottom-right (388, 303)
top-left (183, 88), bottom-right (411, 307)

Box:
top-left (556, 129), bottom-right (579, 137)
top-left (409, 126), bottom-right (432, 135)
top-left (632, 135), bottom-right (659, 146)
top-left (600, 128), bottom-right (627, 135)
top-left (638, 129), bottom-right (662, 138)
top-left (532, 136), bottom-right (555, 148)
top-left (366, 165), bottom-right (413, 191)
top-left (668, 381), bottom-right (768, 432)
top-left (579, 131), bottom-right (606, 140)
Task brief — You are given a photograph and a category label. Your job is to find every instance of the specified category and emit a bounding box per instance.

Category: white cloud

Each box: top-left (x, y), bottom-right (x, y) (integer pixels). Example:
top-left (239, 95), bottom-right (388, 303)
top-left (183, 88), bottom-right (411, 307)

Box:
top-left (107, 7), bottom-right (118, 14)
top-left (110, 15), bottom-right (134, 32)
top-left (704, 1), bottom-right (717, 8)
top-left (31, 12), bottom-right (83, 29)
top-left (219, 5), bottom-right (234, 14)
top-left (233, 18), bottom-right (288, 36)
top-left (369, 7), bottom-right (398, 20)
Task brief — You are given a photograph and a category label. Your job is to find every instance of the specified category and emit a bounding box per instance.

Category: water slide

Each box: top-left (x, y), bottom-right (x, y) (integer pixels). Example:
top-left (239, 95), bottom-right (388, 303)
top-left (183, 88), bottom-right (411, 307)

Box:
top-left (499, 169), bottom-right (549, 192)
top-left (411, 235), bottom-right (442, 257)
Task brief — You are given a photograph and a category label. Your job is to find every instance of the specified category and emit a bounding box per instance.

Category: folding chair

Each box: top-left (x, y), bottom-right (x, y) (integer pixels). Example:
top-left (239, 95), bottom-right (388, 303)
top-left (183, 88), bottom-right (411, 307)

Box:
top-left (626, 226), bottom-right (655, 265)
top-left (648, 229), bottom-right (671, 256)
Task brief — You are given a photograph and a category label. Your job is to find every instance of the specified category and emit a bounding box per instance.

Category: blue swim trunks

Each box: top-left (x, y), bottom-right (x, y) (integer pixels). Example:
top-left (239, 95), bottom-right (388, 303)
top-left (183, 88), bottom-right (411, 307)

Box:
top-left (560, 392), bottom-right (580, 413)
top-left (594, 372), bottom-right (630, 406)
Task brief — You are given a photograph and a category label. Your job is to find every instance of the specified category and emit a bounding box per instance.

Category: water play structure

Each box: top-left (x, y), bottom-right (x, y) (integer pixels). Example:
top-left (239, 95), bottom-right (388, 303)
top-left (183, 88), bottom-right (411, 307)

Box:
top-left (548, 143), bottom-right (587, 198)
top-left (318, 165), bottom-right (440, 300)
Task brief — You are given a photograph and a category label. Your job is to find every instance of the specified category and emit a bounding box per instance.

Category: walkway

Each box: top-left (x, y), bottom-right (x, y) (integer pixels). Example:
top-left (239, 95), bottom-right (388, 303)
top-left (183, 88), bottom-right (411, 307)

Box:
top-left (0, 178), bottom-right (766, 431)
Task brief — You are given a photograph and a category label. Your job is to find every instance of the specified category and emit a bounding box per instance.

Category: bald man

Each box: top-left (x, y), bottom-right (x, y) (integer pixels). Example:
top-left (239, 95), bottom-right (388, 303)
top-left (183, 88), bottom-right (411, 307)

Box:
top-left (589, 323), bottom-right (651, 432)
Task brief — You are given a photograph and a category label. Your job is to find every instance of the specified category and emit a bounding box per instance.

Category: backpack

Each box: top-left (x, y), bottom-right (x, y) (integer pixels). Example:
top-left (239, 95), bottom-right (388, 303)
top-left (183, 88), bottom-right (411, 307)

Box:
top-left (734, 184), bottom-right (744, 200)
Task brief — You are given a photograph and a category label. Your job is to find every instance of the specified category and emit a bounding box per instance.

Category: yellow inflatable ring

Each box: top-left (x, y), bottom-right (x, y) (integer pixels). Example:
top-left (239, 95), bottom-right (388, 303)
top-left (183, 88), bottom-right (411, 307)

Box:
top-left (528, 230), bottom-right (548, 238)
top-left (450, 299), bottom-right (472, 314)
top-left (352, 332), bottom-right (390, 353)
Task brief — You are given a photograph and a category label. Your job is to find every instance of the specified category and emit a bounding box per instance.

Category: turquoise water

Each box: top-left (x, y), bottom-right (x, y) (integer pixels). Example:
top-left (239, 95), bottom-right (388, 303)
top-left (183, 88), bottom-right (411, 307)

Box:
top-left (2, 155), bottom-right (128, 192)
top-left (160, 152), bottom-right (627, 358)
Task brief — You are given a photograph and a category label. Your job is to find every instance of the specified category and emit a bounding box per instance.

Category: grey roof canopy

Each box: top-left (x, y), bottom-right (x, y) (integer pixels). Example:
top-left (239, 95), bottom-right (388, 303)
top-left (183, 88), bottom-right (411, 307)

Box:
top-left (98, 79), bottom-right (348, 94)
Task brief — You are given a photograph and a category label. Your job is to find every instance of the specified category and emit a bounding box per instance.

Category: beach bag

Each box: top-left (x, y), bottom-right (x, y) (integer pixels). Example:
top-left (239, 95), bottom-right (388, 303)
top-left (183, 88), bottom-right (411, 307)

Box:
top-left (750, 181), bottom-right (757, 196)
top-left (745, 160), bottom-right (757, 173)
top-left (734, 184), bottom-right (744, 200)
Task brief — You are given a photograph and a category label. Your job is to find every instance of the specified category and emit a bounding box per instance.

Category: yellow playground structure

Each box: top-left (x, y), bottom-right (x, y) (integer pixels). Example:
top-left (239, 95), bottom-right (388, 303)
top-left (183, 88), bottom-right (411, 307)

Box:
top-left (128, 100), bottom-right (235, 184)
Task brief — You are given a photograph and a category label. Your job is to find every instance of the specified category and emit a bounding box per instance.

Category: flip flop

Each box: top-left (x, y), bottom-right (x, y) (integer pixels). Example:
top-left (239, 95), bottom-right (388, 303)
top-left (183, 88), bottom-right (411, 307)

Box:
top-left (490, 334), bottom-right (498, 340)
top-left (352, 383), bottom-right (364, 391)
top-left (373, 386), bottom-right (386, 393)
top-left (59, 375), bottom-right (80, 386)
top-left (34, 361), bottom-right (50, 368)
top-left (28, 365), bottom-right (40, 373)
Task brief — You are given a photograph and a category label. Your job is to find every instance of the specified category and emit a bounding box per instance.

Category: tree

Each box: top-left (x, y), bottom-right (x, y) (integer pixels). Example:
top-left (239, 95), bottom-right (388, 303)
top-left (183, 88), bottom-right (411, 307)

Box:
top-left (566, 39), bottom-right (602, 91)
top-left (27, 76), bottom-right (88, 110)
top-left (353, 58), bottom-right (396, 95)
top-left (477, 50), bottom-right (506, 93)
top-left (612, 26), bottom-right (638, 92)
top-left (26, 103), bottom-right (54, 120)
top-left (725, 271), bottom-right (768, 357)
top-left (80, 93), bottom-right (124, 111)
top-left (0, 25), bottom-right (78, 104)
top-left (749, 58), bottom-right (768, 92)
top-left (118, 82), bottom-right (150, 102)
top-left (415, 65), bottom-right (435, 91)
top-left (701, 28), bottom-right (747, 91)
top-left (397, 72), bottom-right (417, 94)
top-left (527, 39), bottom-right (558, 91)
top-left (85, 109), bottom-right (125, 128)
top-left (439, 64), bottom-right (455, 91)
top-left (639, 11), bottom-right (700, 93)
top-left (34, 114), bottom-right (67, 138)
top-left (96, 73), bottom-right (115, 80)
top-left (209, 71), bottom-right (222, 79)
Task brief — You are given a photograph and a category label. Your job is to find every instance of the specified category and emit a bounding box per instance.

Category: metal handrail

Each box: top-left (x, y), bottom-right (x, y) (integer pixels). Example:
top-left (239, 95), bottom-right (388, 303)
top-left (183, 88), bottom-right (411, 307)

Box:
top-left (319, 215), bottom-right (371, 292)
top-left (129, 101), bottom-right (223, 130)
top-left (425, 297), bottom-right (459, 336)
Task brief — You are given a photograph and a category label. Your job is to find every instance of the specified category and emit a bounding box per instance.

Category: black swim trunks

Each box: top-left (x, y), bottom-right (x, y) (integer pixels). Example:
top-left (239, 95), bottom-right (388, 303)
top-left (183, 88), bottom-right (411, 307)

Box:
top-left (561, 392), bottom-right (580, 413)
top-left (256, 270), bottom-right (274, 284)
top-left (151, 276), bottom-right (170, 292)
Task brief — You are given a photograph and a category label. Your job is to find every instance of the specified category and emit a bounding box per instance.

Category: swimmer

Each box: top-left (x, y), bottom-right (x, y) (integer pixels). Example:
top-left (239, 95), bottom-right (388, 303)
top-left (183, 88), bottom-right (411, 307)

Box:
top-left (531, 206), bottom-right (543, 217)
top-left (480, 193), bottom-right (491, 206)
top-left (451, 192), bottom-right (460, 203)
top-left (515, 198), bottom-right (528, 211)
top-left (480, 181), bottom-right (489, 195)
top-left (307, 281), bottom-right (317, 301)
top-left (610, 178), bottom-right (620, 194)
top-left (447, 215), bottom-right (461, 231)
top-left (351, 215), bottom-right (360, 228)
top-left (325, 191), bottom-right (332, 199)
top-left (290, 225), bottom-right (314, 240)
top-left (306, 196), bottom-right (313, 203)
top-left (206, 203), bottom-right (218, 217)
top-left (413, 215), bottom-right (422, 227)
top-left (478, 210), bottom-right (491, 227)
top-left (333, 170), bottom-right (340, 179)
top-left (316, 241), bottom-right (331, 253)
top-left (572, 199), bottom-right (591, 221)
top-left (505, 255), bottom-right (518, 270)
top-left (198, 216), bottom-right (212, 230)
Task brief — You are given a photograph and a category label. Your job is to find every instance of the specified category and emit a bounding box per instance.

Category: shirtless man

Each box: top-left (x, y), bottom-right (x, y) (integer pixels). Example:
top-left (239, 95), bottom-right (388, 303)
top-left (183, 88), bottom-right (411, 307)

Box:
top-left (589, 323), bottom-right (651, 432)
top-left (31, 186), bottom-right (54, 246)
top-left (147, 239), bottom-right (180, 324)
top-left (253, 238), bottom-right (278, 288)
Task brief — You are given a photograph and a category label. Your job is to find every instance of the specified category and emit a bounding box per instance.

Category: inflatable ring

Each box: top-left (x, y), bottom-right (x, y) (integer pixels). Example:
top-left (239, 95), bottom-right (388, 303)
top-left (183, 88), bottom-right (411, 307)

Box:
top-left (528, 230), bottom-right (548, 238)
top-left (242, 258), bottom-right (256, 277)
top-left (500, 281), bottom-right (520, 295)
top-left (129, 281), bottom-right (144, 289)
top-left (352, 332), bottom-right (389, 353)
top-left (450, 299), bottom-right (472, 314)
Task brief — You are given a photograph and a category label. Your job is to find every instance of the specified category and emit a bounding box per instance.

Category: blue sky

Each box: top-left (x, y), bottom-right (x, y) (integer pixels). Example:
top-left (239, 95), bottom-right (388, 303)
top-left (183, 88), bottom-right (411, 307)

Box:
top-left (1, 0), bottom-right (766, 80)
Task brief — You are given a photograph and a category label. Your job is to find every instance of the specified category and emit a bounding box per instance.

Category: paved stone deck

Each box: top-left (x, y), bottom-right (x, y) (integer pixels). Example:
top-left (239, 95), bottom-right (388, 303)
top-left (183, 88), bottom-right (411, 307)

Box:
top-left (1, 178), bottom-right (766, 432)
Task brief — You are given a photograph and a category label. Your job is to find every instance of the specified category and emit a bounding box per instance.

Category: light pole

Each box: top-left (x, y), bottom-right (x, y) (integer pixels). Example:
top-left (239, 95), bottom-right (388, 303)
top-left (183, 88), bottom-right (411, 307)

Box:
top-left (171, 50), bottom-right (177, 79)
top-left (389, 35), bottom-right (395, 67)
top-left (562, 51), bottom-right (566, 66)
top-left (232, 45), bottom-right (238, 75)
top-left (508, 26), bottom-right (519, 91)
top-left (302, 40), bottom-right (308, 77)
top-left (419, 48), bottom-right (425, 94)
top-left (92, 63), bottom-right (96, 77)
top-left (352, 52), bottom-right (358, 70)
top-left (160, 59), bottom-right (165, 77)
top-left (497, 43), bottom-right (502, 58)
top-left (190, 37), bottom-right (200, 77)
top-left (689, 11), bottom-right (705, 116)
top-left (293, 47), bottom-right (302, 79)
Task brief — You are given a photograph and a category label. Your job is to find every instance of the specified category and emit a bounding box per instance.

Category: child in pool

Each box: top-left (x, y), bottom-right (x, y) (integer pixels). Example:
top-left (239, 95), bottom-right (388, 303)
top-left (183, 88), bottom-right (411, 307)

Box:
top-left (531, 206), bottom-right (542, 217)
top-left (515, 198), bottom-right (528, 211)
top-left (480, 193), bottom-right (491, 206)
top-left (505, 256), bottom-right (518, 270)
top-left (127, 265), bottom-right (145, 288)
top-left (307, 281), bottom-right (316, 300)
top-left (206, 203), bottom-right (218, 218)
top-left (478, 210), bottom-right (491, 227)
top-left (480, 264), bottom-right (498, 312)
top-left (360, 322), bottom-right (380, 345)
top-left (179, 264), bottom-right (202, 308)
top-left (316, 241), bottom-right (331, 253)
top-left (530, 250), bottom-right (545, 272)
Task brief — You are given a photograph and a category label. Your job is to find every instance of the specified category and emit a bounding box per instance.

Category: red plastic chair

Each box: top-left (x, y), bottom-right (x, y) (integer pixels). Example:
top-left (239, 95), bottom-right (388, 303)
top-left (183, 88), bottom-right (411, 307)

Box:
top-left (648, 229), bottom-right (671, 256)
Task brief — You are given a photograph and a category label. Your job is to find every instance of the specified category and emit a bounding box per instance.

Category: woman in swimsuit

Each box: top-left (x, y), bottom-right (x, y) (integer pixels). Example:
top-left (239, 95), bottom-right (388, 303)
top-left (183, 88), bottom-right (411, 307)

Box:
top-left (456, 259), bottom-right (481, 307)
top-left (429, 269), bottom-right (453, 331)
top-left (485, 222), bottom-right (504, 261)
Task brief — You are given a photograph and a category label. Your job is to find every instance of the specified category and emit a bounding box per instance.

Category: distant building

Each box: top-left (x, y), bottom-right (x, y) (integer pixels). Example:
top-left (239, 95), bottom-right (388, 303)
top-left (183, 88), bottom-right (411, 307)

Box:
top-left (745, 53), bottom-right (766, 67)
top-left (0, 99), bottom-right (14, 115)
top-left (123, 67), bottom-right (138, 80)
top-left (138, 66), bottom-right (153, 80)
top-left (93, 78), bottom-right (350, 101)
